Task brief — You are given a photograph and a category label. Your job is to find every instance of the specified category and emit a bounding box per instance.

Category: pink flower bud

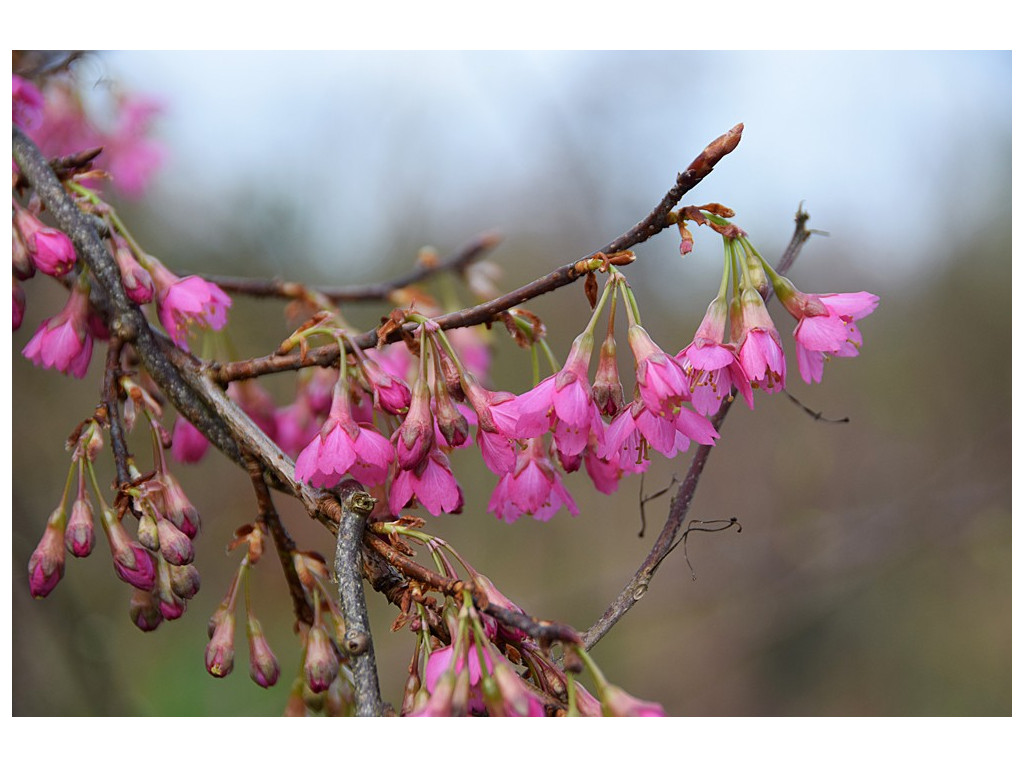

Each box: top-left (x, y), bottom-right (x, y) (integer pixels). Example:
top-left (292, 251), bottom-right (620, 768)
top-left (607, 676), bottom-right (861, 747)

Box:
top-left (111, 237), bottom-right (154, 304)
top-left (137, 512), bottom-right (160, 551)
top-left (360, 351), bottom-right (411, 415)
top-left (304, 625), bottom-right (339, 693)
top-left (160, 471), bottom-right (200, 538)
top-left (171, 415), bottom-right (209, 464)
top-left (593, 334), bottom-right (624, 417)
top-left (65, 496), bottom-right (95, 557)
top-left (168, 563), bottom-right (201, 600)
top-left (247, 617), bottom-right (280, 688)
top-left (156, 560), bottom-right (187, 620)
top-left (103, 507), bottom-right (158, 591)
top-left (395, 378), bottom-right (434, 470)
top-left (13, 204), bottom-right (77, 277)
top-left (205, 609), bottom-right (236, 677)
top-left (601, 684), bottom-right (665, 717)
top-left (28, 511), bottom-right (66, 598)
top-left (156, 517), bottom-right (194, 566)
top-left (129, 589), bottom-right (164, 632)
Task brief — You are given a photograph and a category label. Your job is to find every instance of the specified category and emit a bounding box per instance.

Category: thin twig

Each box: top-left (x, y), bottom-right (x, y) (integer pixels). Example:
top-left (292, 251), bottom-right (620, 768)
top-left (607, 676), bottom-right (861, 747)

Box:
top-left (332, 480), bottom-right (383, 717)
top-left (101, 336), bottom-right (132, 489)
top-left (203, 231), bottom-right (501, 302)
top-left (581, 207), bottom-right (816, 650)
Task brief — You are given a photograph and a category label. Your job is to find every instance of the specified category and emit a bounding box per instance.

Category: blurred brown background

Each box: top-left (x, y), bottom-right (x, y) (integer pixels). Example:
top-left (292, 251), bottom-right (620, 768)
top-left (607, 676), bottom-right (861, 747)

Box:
top-left (11, 51), bottom-right (1010, 716)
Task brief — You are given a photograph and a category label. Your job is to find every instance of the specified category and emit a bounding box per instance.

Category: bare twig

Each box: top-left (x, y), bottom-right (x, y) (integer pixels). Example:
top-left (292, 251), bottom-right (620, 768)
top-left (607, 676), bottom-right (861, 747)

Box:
top-left (581, 207), bottom-right (816, 650)
top-left (203, 231), bottom-right (501, 302)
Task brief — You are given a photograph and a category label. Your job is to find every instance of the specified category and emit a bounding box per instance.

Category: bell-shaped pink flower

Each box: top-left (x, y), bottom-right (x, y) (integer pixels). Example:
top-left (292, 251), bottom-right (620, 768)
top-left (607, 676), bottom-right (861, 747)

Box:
top-left (780, 289), bottom-right (879, 384)
top-left (149, 260), bottom-right (231, 351)
top-left (678, 296), bottom-right (753, 416)
top-left (395, 378), bottom-right (435, 470)
top-left (488, 438), bottom-right (580, 523)
top-left (732, 287), bottom-right (785, 393)
top-left (295, 384), bottom-right (395, 488)
top-left (462, 374), bottom-right (518, 475)
top-left (359, 350), bottom-right (412, 415)
top-left (389, 449), bottom-right (464, 517)
top-left (22, 280), bottom-right (93, 378)
top-left (111, 236), bottom-right (154, 304)
top-left (628, 324), bottom-right (691, 418)
top-left (601, 684), bottom-right (666, 717)
top-left (13, 203), bottom-right (76, 277)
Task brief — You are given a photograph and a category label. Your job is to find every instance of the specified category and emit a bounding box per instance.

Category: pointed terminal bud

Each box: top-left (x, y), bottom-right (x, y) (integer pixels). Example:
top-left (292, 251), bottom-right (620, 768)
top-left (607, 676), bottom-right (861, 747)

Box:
top-left (129, 589), bottom-right (164, 632)
top-left (65, 496), bottom-right (95, 558)
top-left (247, 617), bottom-right (281, 688)
top-left (28, 508), bottom-right (67, 598)
top-left (205, 609), bottom-right (236, 678)
top-left (168, 563), bottom-right (201, 601)
top-left (156, 517), bottom-right (194, 566)
top-left (304, 624), bottom-right (339, 693)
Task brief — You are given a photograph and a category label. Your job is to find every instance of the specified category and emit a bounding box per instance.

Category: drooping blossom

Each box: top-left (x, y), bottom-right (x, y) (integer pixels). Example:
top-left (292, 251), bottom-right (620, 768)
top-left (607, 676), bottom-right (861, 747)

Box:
top-left (155, 559), bottom-right (186, 621)
top-left (205, 608), bottom-right (236, 678)
top-left (389, 449), bottom-right (464, 517)
top-left (678, 296), bottom-right (753, 416)
top-left (169, 563), bottom-right (201, 601)
top-left (65, 496), bottom-right (95, 558)
top-left (462, 373), bottom-right (519, 475)
top-left (601, 684), bottom-right (666, 717)
top-left (171, 414), bottom-right (210, 464)
top-left (777, 288), bottom-right (880, 384)
top-left (247, 617), bottom-right (280, 688)
top-left (304, 624), bottom-right (339, 693)
top-left (100, 504), bottom-right (157, 591)
top-left (628, 324), bottom-right (691, 418)
top-left (22, 279), bottom-right (93, 378)
top-left (488, 438), bottom-right (580, 523)
top-left (28, 507), bottom-right (66, 598)
top-left (129, 589), bottom-right (164, 632)
top-left (149, 259), bottom-right (231, 351)
top-left (13, 75), bottom-right (45, 130)
top-left (159, 471), bottom-right (201, 539)
top-left (395, 378), bottom-right (434, 470)
top-left (111, 236), bottom-right (154, 304)
top-left (13, 202), bottom-right (76, 277)
top-left (592, 333), bottom-right (624, 417)
top-left (295, 383), bottom-right (394, 488)
top-left (601, 400), bottom-right (717, 464)
top-left (357, 350), bottom-right (411, 415)
top-left (731, 287), bottom-right (785, 393)
top-left (487, 661), bottom-right (547, 717)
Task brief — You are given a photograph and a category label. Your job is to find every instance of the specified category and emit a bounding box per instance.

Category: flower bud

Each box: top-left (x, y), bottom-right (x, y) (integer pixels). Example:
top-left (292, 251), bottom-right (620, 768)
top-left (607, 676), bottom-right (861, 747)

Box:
top-left (28, 509), bottom-right (66, 598)
top-left (137, 512), bottom-right (160, 551)
top-left (247, 617), bottom-right (280, 688)
top-left (156, 517), bottom-right (194, 566)
top-left (13, 204), bottom-right (77, 277)
top-left (593, 334), bottom-right (624, 417)
top-left (600, 683), bottom-right (665, 717)
top-left (160, 472), bottom-right (200, 539)
top-left (129, 589), bottom-right (164, 632)
top-left (156, 559), bottom-right (186, 620)
top-left (111, 237), bottom-right (154, 304)
top-left (434, 384), bottom-right (470, 448)
top-left (65, 496), bottom-right (95, 558)
top-left (169, 563), bottom-right (201, 600)
top-left (103, 506), bottom-right (158, 591)
top-left (205, 610), bottom-right (236, 677)
top-left (396, 378), bottom-right (434, 470)
top-left (304, 625), bottom-right (339, 693)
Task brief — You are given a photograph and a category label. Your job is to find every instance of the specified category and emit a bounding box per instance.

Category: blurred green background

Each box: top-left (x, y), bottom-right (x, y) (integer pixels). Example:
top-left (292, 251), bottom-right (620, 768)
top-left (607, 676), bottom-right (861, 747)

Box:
top-left (11, 51), bottom-right (1010, 716)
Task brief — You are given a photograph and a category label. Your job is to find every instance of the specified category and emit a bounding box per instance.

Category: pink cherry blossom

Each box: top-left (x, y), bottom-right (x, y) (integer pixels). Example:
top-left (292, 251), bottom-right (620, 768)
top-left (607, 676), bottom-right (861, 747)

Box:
top-left (295, 385), bottom-right (394, 488)
top-left (488, 438), bottom-right (580, 523)
top-left (678, 296), bottom-right (753, 416)
top-left (628, 324), bottom-right (691, 417)
top-left (732, 287), bottom-right (785, 393)
top-left (601, 684), bottom-right (666, 717)
top-left (150, 260), bottom-right (231, 351)
top-left (395, 378), bottom-right (434, 470)
top-left (104, 96), bottom-right (165, 198)
top-left (13, 75), bottom-right (45, 130)
top-left (22, 281), bottom-right (94, 378)
top-left (389, 449), bottom-right (464, 517)
top-left (358, 351), bottom-right (412, 415)
top-left (781, 290), bottom-right (879, 384)
top-left (171, 415), bottom-right (210, 463)
top-left (462, 374), bottom-right (518, 474)
top-left (111, 237), bottom-right (154, 304)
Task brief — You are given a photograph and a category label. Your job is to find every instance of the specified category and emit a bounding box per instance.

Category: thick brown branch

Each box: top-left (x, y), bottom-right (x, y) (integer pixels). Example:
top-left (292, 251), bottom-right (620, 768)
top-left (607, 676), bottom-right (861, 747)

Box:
top-left (581, 207), bottom-right (814, 650)
top-left (212, 124), bottom-right (744, 385)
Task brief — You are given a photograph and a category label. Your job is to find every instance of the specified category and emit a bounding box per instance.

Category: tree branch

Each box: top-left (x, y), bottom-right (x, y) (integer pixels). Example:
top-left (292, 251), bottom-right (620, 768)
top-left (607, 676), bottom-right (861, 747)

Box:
top-left (581, 207), bottom-right (815, 650)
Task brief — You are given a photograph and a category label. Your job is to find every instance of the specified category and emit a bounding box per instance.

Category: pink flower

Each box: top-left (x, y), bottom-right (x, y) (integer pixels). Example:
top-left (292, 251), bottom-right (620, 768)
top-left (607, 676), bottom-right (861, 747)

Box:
top-left (462, 374), bottom-right (518, 474)
top-left (601, 400), bottom-right (717, 464)
top-left (28, 510), bottom-right (66, 598)
top-left (13, 203), bottom-right (77, 277)
top-left (358, 350), bottom-right (411, 415)
top-left (678, 296), bottom-right (753, 416)
top-left (488, 438), bottom-right (580, 523)
top-left (295, 385), bottom-right (394, 488)
top-left (22, 281), bottom-right (94, 378)
top-left (111, 237), bottom-right (154, 304)
top-left (395, 378), bottom-right (434, 470)
top-left (150, 261), bottom-right (231, 351)
top-left (732, 287), bottom-right (785, 393)
top-left (13, 75), bottom-right (45, 130)
top-left (780, 290), bottom-right (879, 384)
top-left (601, 684), bottom-right (666, 717)
top-left (389, 449), bottom-right (464, 517)
top-left (171, 415), bottom-right (210, 464)
top-left (628, 324), bottom-right (691, 417)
